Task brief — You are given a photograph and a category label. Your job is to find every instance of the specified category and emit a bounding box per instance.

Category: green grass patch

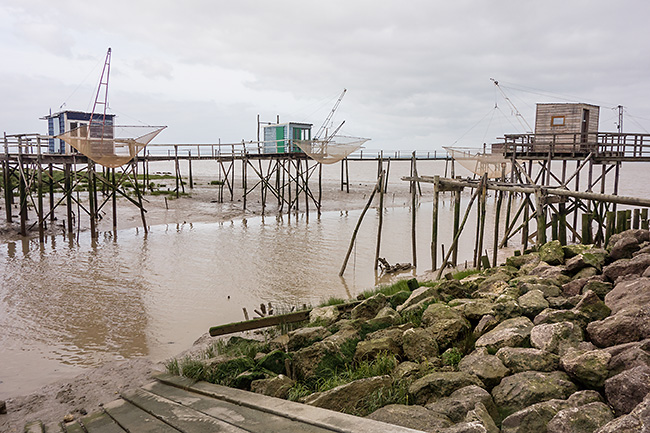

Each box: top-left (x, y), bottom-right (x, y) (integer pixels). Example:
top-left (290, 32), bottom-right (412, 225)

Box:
top-left (451, 268), bottom-right (482, 280)
top-left (317, 297), bottom-right (346, 307)
top-left (210, 180), bottom-right (225, 185)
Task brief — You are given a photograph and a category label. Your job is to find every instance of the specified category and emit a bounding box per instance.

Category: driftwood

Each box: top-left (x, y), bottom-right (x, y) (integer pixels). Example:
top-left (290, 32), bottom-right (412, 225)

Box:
top-left (378, 257), bottom-right (413, 274)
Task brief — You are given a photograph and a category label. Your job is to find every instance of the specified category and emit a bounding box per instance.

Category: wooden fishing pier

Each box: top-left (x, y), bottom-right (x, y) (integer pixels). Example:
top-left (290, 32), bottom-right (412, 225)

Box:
top-left (403, 129), bottom-right (650, 277)
top-left (1, 131), bottom-right (448, 242)
top-left (24, 373), bottom-right (422, 432)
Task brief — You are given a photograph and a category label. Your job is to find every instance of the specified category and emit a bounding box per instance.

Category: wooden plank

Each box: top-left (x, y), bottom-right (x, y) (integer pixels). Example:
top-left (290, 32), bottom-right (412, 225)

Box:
top-left (143, 381), bottom-right (332, 433)
top-left (209, 301), bottom-right (359, 337)
top-left (103, 398), bottom-right (180, 433)
top-left (80, 411), bottom-right (125, 433)
top-left (209, 310), bottom-right (310, 336)
top-left (122, 387), bottom-right (247, 433)
top-left (62, 421), bottom-right (85, 433)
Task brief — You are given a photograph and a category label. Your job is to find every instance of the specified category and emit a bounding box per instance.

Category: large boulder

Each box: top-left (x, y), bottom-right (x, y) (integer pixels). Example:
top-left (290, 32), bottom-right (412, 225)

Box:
top-left (604, 277), bottom-right (650, 314)
top-left (304, 375), bottom-right (393, 412)
top-left (396, 285), bottom-right (442, 313)
top-left (458, 348), bottom-right (510, 389)
top-left (366, 404), bottom-right (453, 432)
top-left (286, 326), bottom-right (331, 351)
top-left (594, 392), bottom-right (650, 433)
top-left (573, 290), bottom-right (611, 322)
top-left (518, 289), bottom-right (549, 318)
top-left (426, 385), bottom-right (498, 424)
top-left (533, 308), bottom-right (589, 329)
top-left (450, 298), bottom-right (496, 321)
top-left (491, 371), bottom-right (579, 417)
top-left (475, 316), bottom-right (534, 353)
top-left (607, 229), bottom-right (650, 260)
top-left (441, 403), bottom-right (499, 433)
top-left (421, 303), bottom-right (472, 351)
top-left (530, 321), bottom-right (583, 355)
top-left (409, 371), bottom-right (484, 405)
top-left (250, 374), bottom-right (294, 399)
top-left (520, 281), bottom-right (562, 298)
top-left (546, 402), bottom-right (614, 433)
top-left (587, 306), bottom-right (650, 347)
top-left (309, 305), bottom-right (340, 326)
top-left (351, 293), bottom-right (388, 320)
top-left (604, 339), bottom-right (650, 376)
top-left (560, 348), bottom-right (611, 389)
top-left (292, 340), bottom-right (344, 380)
top-left (402, 327), bottom-right (439, 362)
top-left (604, 365), bottom-right (650, 416)
top-left (496, 347), bottom-right (560, 373)
top-left (367, 306), bottom-right (401, 328)
top-left (540, 240), bottom-right (565, 265)
top-left (602, 254), bottom-right (650, 282)
top-left (500, 391), bottom-right (603, 433)
top-left (354, 337), bottom-right (402, 361)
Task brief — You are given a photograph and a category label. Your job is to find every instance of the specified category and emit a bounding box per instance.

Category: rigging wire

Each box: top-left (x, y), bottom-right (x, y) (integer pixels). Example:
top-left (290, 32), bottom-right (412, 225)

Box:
top-left (58, 53), bottom-right (105, 111)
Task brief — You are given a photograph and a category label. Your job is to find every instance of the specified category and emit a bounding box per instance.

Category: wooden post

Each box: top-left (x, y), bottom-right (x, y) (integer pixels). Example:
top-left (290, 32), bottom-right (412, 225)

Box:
top-left (411, 170), bottom-right (417, 268)
top-left (88, 162), bottom-right (97, 238)
top-left (174, 145), bottom-right (180, 198)
top-left (616, 210), bottom-right (626, 233)
top-left (112, 168), bottom-right (117, 232)
top-left (374, 171), bottom-right (385, 270)
top-left (558, 205), bottom-right (567, 246)
top-left (431, 175), bottom-right (440, 270)
top-left (492, 189), bottom-right (503, 267)
top-left (477, 181), bottom-right (487, 268)
top-left (65, 163), bottom-right (73, 235)
top-left (452, 188), bottom-right (461, 266)
top-left (318, 162), bottom-right (322, 215)
top-left (132, 162), bottom-right (148, 234)
top-left (606, 211), bottom-right (615, 244)
top-left (188, 150), bottom-right (193, 189)
top-left (582, 213), bottom-right (593, 244)
top-left (535, 188), bottom-right (547, 247)
top-left (3, 132), bottom-right (13, 223)
top-left (633, 209), bottom-right (640, 230)
top-left (48, 163), bottom-right (55, 223)
top-left (17, 139), bottom-right (27, 236)
top-left (37, 137), bottom-right (44, 242)
top-left (340, 178), bottom-right (380, 276)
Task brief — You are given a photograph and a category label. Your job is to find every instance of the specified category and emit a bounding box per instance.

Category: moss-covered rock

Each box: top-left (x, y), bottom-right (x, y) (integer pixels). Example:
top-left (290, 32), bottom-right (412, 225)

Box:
top-left (540, 240), bottom-right (565, 266)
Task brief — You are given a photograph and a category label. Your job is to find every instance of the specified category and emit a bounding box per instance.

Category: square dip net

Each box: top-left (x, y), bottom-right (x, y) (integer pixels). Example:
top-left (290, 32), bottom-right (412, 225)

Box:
top-left (295, 135), bottom-right (369, 164)
top-left (57, 124), bottom-right (166, 168)
top-left (444, 146), bottom-right (512, 179)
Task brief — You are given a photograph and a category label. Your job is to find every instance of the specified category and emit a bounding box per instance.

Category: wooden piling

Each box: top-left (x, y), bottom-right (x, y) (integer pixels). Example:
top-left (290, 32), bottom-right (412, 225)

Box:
top-left (431, 175), bottom-right (440, 270)
top-left (374, 170), bottom-right (385, 270)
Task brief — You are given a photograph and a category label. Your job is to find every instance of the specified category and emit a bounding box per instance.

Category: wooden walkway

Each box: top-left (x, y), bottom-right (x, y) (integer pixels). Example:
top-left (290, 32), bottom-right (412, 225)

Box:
top-left (55, 373), bottom-right (422, 433)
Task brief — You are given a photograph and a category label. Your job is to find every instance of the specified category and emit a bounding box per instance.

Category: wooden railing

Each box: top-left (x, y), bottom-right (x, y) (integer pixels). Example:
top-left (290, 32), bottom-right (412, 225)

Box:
top-left (493, 132), bottom-right (650, 159)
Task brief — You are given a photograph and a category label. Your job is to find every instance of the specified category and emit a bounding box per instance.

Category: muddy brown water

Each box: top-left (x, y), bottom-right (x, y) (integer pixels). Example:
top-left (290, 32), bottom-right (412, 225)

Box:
top-left (1, 159), bottom-right (648, 399)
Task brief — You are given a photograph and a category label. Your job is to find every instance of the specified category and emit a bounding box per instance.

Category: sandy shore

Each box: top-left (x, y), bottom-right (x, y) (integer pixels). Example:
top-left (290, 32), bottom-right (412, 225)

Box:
top-left (0, 174), bottom-right (427, 431)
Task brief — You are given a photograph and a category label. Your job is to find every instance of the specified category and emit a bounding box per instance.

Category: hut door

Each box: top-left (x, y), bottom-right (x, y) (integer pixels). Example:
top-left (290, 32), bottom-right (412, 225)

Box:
top-left (581, 109), bottom-right (590, 143)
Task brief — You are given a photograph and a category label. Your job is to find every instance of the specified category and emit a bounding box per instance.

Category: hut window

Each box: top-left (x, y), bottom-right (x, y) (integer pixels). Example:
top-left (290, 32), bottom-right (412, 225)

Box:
top-left (551, 116), bottom-right (565, 126)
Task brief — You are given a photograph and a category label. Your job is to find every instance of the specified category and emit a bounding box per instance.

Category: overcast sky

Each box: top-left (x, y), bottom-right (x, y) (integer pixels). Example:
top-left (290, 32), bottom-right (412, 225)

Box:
top-left (1, 0), bottom-right (649, 153)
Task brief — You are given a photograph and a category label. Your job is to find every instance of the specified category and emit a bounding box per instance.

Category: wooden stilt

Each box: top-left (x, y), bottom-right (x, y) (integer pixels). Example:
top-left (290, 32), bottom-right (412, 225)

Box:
top-left (374, 170), bottom-right (385, 270)
top-left (431, 175), bottom-right (440, 270)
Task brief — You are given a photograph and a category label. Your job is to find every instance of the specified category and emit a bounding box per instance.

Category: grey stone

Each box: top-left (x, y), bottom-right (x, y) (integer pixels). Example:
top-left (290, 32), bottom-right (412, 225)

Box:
top-left (397, 285), bottom-right (442, 313)
top-left (603, 254), bottom-right (650, 282)
top-left (492, 370), bottom-right (578, 418)
top-left (582, 280), bottom-right (613, 299)
top-left (354, 336), bottom-right (402, 361)
top-left (392, 361), bottom-right (420, 381)
top-left (367, 306), bottom-right (401, 327)
top-left (605, 277), bottom-right (650, 314)
top-left (496, 347), bottom-right (560, 373)
top-left (607, 229), bottom-right (650, 260)
top-left (421, 303), bottom-right (472, 351)
top-left (501, 399), bottom-right (570, 433)
top-left (250, 374), bottom-right (294, 399)
top-left (462, 402), bottom-right (500, 433)
top-left (604, 339), bottom-right (650, 377)
top-left (304, 375), bottom-right (393, 412)
top-left (533, 308), bottom-right (590, 328)
top-left (473, 314), bottom-right (499, 339)
top-left (547, 402), bottom-right (614, 433)
top-left (540, 240), bottom-right (565, 265)
top-left (458, 348), bottom-right (510, 389)
top-left (528, 262), bottom-right (567, 280)
top-left (587, 306), bottom-right (650, 348)
top-left (530, 321), bottom-right (584, 355)
top-left (402, 327), bottom-right (439, 362)
top-left (286, 326), bottom-right (331, 351)
top-left (604, 365), bottom-right (650, 416)
top-left (309, 305), bottom-right (340, 326)
top-left (292, 340), bottom-right (340, 380)
top-left (409, 371), bottom-right (484, 405)
top-left (366, 404), bottom-right (453, 432)
top-left (520, 282), bottom-right (562, 298)
top-left (560, 348), bottom-right (611, 389)
top-left (594, 392), bottom-right (650, 433)
top-left (518, 289), bottom-right (549, 318)
top-left (351, 293), bottom-right (388, 320)
top-left (426, 385), bottom-right (498, 424)
top-left (450, 298), bottom-right (496, 321)
top-left (573, 290), bottom-right (611, 322)
top-left (475, 316), bottom-right (534, 353)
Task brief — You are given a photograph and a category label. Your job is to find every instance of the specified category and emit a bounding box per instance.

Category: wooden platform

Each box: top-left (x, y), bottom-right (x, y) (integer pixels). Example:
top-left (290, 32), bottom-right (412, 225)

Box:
top-left (58, 373), bottom-right (423, 433)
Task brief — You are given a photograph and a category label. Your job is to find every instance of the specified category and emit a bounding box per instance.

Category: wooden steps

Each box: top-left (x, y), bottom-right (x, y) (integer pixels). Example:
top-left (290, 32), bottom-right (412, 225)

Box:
top-left (55, 373), bottom-right (423, 433)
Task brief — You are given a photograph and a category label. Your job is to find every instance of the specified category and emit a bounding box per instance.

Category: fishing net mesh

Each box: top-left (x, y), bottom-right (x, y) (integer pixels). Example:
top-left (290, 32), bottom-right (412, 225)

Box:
top-left (444, 147), bottom-right (512, 179)
top-left (57, 125), bottom-right (166, 168)
top-left (295, 135), bottom-right (369, 164)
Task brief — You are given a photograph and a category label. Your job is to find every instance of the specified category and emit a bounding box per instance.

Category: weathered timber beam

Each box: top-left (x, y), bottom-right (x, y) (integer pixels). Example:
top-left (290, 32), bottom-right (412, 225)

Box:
top-left (402, 176), bottom-right (650, 208)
